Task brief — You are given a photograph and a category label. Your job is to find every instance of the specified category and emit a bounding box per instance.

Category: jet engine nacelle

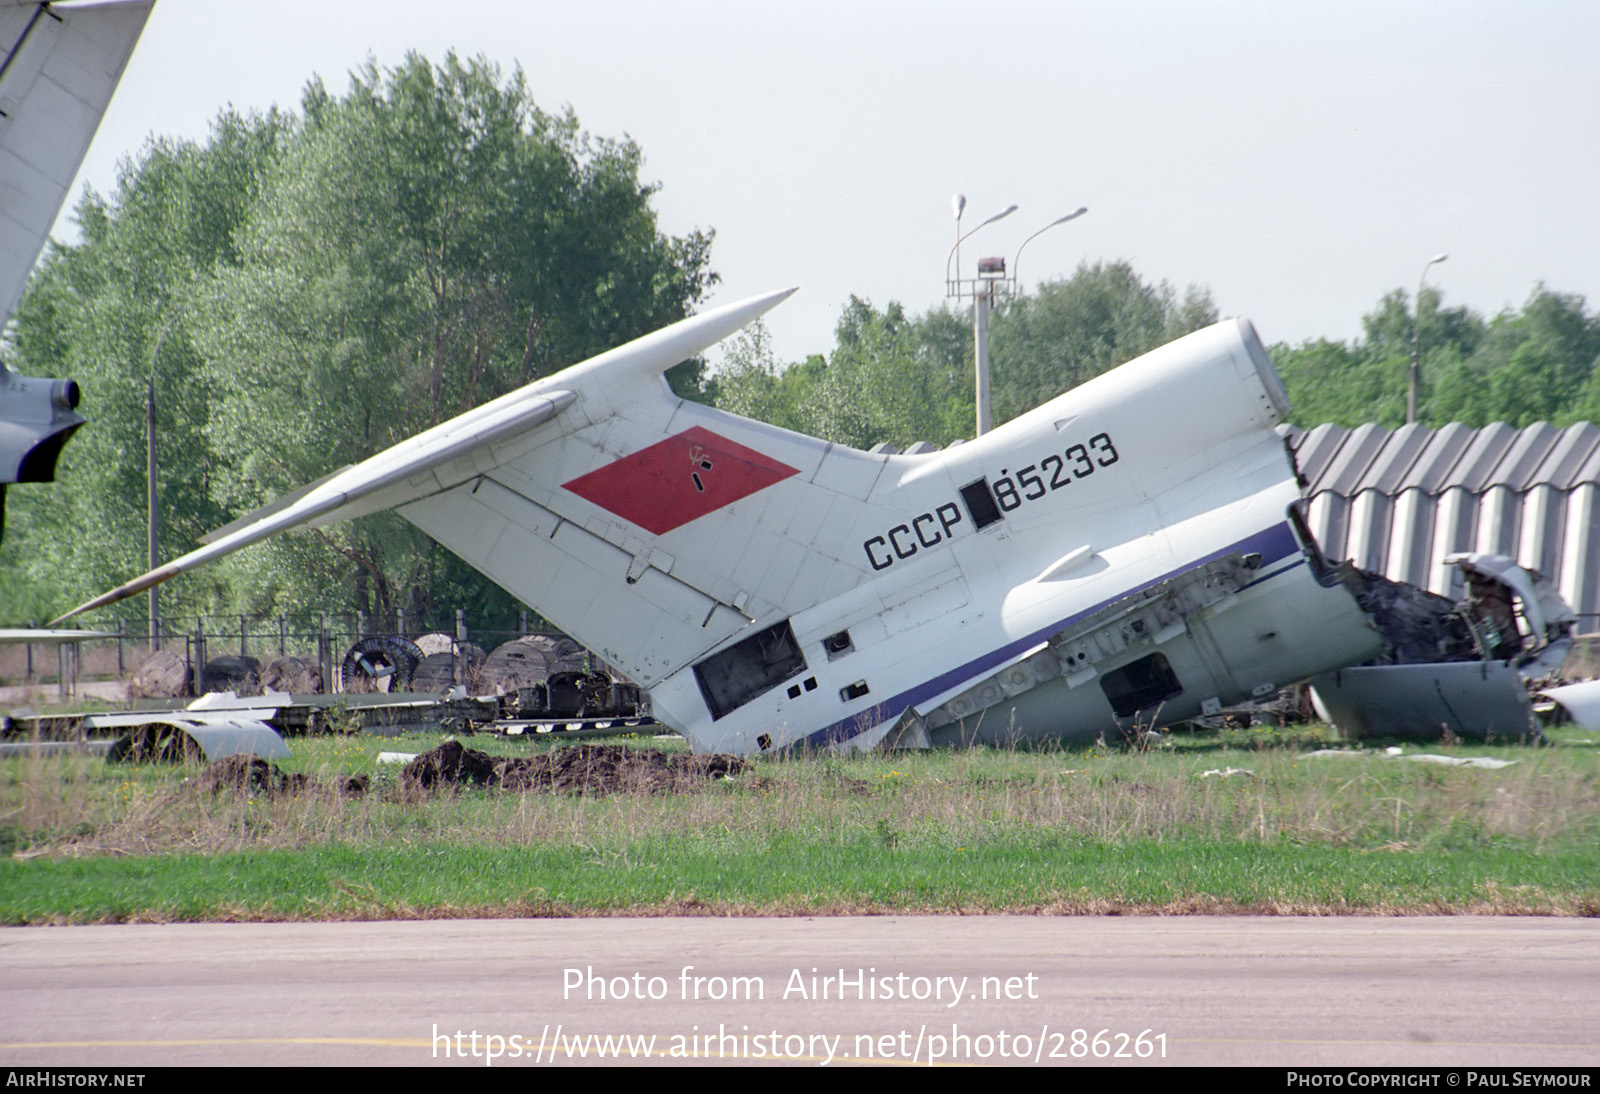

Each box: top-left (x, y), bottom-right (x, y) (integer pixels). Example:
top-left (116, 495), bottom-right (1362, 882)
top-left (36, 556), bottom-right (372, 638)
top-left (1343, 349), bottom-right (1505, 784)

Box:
top-left (0, 365), bottom-right (85, 484)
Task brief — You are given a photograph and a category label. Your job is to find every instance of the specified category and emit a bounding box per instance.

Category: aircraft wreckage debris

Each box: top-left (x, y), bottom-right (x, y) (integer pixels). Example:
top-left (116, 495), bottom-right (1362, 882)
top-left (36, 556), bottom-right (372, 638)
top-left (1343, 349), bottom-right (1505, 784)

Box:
top-left (50, 291), bottom-right (1600, 755)
top-left (399, 741), bottom-right (748, 797)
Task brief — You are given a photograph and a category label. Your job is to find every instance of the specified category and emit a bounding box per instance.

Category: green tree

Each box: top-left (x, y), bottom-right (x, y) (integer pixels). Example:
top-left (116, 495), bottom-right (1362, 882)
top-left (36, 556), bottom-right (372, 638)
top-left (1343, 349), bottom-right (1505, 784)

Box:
top-left (0, 53), bottom-right (716, 629)
top-left (714, 318), bottom-right (807, 429)
top-left (797, 297), bottom-right (969, 449)
top-left (714, 300), bottom-right (968, 450)
top-left (1432, 287), bottom-right (1600, 427)
top-left (200, 54), bottom-right (716, 626)
top-left (988, 261), bottom-right (1217, 425)
top-left (1276, 285), bottom-right (1598, 430)
top-left (710, 263), bottom-right (1218, 452)
top-left (0, 108), bottom-right (288, 625)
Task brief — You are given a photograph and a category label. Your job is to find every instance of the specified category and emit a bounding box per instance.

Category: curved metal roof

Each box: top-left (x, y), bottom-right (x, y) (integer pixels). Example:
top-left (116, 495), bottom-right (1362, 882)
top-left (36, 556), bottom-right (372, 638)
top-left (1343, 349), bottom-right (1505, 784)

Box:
top-left (1293, 422), bottom-right (1600, 498)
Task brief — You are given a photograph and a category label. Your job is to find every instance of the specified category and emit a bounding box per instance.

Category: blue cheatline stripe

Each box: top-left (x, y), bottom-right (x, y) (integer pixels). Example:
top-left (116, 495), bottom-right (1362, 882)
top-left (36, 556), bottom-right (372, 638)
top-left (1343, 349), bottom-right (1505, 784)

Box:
top-left (800, 521), bottom-right (1303, 748)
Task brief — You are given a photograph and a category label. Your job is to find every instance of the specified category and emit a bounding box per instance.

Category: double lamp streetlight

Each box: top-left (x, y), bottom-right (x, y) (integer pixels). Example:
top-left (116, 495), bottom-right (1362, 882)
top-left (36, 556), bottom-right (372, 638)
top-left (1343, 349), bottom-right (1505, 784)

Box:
top-left (945, 198), bottom-right (1088, 436)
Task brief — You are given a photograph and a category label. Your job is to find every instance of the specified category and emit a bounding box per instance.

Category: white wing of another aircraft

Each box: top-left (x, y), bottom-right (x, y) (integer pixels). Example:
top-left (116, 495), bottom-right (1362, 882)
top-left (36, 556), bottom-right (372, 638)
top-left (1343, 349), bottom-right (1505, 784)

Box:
top-left (0, 0), bottom-right (153, 324)
top-left (58, 289), bottom-right (1391, 754)
top-left (0, 1), bottom-right (154, 524)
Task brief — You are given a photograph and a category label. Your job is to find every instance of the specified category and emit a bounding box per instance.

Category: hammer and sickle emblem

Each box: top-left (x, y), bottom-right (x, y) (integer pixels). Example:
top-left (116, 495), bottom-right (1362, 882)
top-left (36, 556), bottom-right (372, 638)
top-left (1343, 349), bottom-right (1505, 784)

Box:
top-left (688, 444), bottom-right (714, 492)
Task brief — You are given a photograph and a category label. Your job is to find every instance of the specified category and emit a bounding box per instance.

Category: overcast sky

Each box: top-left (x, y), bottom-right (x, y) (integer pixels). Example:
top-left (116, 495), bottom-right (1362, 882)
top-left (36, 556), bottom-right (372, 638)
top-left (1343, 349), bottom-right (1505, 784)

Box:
top-left (58, 0), bottom-right (1600, 368)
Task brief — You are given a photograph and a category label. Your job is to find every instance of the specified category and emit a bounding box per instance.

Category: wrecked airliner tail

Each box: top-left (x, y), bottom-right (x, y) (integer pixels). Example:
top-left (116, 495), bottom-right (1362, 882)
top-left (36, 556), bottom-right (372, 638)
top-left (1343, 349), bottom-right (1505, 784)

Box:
top-left (60, 291), bottom-right (1391, 754)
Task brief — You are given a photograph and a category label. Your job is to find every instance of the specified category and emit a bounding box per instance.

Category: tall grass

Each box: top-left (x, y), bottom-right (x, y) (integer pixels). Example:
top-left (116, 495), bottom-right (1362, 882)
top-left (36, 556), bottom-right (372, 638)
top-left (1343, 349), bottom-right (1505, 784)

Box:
top-left (3, 726), bottom-right (1598, 920)
top-left (7, 729), bottom-right (1598, 856)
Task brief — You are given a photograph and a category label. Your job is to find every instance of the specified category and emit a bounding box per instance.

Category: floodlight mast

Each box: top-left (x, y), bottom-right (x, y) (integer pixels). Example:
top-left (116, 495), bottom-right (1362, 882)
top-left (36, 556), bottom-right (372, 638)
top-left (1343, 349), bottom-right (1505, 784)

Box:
top-left (944, 202), bottom-right (1087, 435)
top-left (944, 202), bottom-right (1014, 295)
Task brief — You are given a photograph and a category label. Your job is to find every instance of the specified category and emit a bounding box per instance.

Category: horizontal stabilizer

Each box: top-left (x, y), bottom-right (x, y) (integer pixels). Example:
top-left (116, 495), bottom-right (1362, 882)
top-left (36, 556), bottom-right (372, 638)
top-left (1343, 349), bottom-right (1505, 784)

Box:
top-left (197, 463), bottom-right (353, 545)
top-left (52, 389), bottom-right (577, 620)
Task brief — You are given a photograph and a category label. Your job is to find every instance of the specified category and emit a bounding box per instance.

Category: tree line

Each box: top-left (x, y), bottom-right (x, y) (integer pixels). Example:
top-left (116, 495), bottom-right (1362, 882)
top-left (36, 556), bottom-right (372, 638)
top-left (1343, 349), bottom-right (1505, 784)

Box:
top-left (1, 53), bottom-right (713, 628)
top-left (1273, 287), bottom-right (1600, 429)
top-left (2, 52), bottom-right (1596, 626)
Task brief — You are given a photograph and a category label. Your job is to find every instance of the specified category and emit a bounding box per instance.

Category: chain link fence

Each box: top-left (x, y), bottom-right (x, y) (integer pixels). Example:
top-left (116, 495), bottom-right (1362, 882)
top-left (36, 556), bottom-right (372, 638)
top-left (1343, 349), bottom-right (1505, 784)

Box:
top-left (1, 608), bottom-right (579, 702)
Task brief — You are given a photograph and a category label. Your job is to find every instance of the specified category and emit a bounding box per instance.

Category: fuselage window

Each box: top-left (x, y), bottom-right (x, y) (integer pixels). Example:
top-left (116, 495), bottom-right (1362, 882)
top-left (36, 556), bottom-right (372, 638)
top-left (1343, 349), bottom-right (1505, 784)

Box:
top-left (960, 478), bottom-right (1004, 530)
top-left (694, 620), bottom-right (808, 720)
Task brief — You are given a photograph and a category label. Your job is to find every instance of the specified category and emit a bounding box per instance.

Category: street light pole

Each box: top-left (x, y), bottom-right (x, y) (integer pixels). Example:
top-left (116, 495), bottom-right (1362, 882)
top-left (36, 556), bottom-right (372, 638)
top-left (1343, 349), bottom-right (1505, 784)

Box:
top-left (974, 279), bottom-right (995, 435)
top-left (951, 193), bottom-right (967, 285)
top-left (1407, 253), bottom-right (1449, 424)
top-left (944, 203), bottom-right (1017, 437)
top-left (146, 307), bottom-right (185, 649)
top-left (145, 374), bottom-right (158, 648)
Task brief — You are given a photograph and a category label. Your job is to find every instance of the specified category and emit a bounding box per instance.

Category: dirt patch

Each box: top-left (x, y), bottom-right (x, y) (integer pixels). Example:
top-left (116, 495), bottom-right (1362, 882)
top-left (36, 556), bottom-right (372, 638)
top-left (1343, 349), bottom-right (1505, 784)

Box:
top-left (196, 755), bottom-right (279, 794)
top-left (401, 740), bottom-right (749, 797)
top-left (399, 739), bottom-right (499, 790)
top-left (195, 754), bottom-right (367, 798)
top-left (194, 741), bottom-right (742, 801)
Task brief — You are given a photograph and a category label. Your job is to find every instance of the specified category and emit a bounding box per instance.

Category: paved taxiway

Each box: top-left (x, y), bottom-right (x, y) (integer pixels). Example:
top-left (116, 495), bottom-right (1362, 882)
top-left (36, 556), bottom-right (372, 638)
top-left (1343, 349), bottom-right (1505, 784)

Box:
top-left (2, 916), bottom-right (1596, 1067)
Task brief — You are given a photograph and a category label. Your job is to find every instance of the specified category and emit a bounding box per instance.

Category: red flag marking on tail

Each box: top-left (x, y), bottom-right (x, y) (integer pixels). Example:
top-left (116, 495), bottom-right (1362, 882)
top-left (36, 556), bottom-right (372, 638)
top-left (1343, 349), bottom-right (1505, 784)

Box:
top-left (562, 426), bottom-right (800, 535)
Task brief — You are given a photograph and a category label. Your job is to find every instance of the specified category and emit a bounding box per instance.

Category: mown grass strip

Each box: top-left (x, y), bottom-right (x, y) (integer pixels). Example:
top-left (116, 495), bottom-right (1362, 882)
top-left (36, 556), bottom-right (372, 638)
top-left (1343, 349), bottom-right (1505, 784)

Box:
top-left (4, 838), bottom-right (1596, 923)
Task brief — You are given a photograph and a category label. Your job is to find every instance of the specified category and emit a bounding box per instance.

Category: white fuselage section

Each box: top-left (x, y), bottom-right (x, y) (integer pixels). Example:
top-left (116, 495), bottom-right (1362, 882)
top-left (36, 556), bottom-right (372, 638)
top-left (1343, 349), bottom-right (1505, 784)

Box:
top-left (636, 320), bottom-right (1383, 752)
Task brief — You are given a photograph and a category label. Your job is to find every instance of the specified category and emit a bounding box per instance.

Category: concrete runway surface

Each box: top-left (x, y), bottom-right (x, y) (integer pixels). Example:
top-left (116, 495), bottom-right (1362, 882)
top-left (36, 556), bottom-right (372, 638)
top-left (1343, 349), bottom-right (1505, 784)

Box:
top-left (2, 916), bottom-right (1596, 1067)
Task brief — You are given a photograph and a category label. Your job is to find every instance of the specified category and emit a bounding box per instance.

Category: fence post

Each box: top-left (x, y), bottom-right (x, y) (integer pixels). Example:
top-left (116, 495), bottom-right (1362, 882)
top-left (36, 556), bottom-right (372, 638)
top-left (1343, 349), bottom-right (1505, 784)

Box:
top-left (455, 609), bottom-right (468, 685)
top-left (278, 615), bottom-right (287, 656)
top-left (116, 618), bottom-right (125, 676)
top-left (396, 607), bottom-right (406, 638)
top-left (318, 615), bottom-right (332, 695)
top-left (193, 618), bottom-right (208, 696)
top-left (56, 644), bottom-right (67, 699)
top-left (519, 608), bottom-right (528, 636)
top-left (239, 614), bottom-right (247, 657)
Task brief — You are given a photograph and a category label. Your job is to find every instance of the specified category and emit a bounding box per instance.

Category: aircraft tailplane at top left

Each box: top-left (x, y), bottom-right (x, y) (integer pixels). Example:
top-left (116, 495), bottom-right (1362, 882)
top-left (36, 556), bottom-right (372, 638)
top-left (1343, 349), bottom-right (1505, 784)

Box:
top-left (0, 1), bottom-right (155, 537)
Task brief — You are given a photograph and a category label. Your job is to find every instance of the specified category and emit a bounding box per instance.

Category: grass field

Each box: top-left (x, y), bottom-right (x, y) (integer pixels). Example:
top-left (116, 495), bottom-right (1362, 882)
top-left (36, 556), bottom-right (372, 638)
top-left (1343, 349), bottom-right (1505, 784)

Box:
top-left (3, 724), bottom-right (1598, 922)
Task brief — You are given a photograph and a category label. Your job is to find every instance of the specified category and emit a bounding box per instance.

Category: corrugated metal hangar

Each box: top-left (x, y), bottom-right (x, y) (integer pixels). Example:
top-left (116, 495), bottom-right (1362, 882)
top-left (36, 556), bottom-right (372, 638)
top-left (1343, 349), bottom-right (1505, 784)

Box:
top-left (1286, 422), bottom-right (1600, 629)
